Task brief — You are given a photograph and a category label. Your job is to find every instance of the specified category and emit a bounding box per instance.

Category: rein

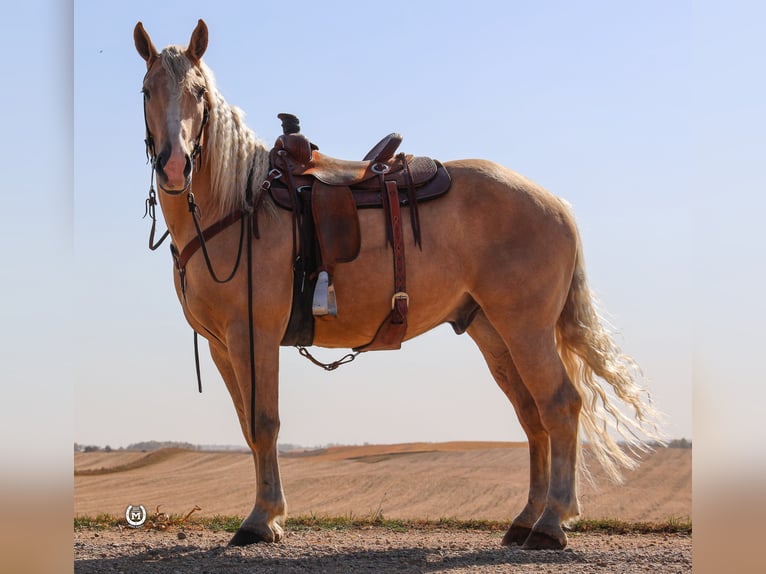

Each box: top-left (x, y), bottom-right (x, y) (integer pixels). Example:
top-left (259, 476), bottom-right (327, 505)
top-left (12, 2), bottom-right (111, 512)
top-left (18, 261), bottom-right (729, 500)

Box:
top-left (143, 178), bottom-right (170, 251)
top-left (183, 191), bottom-right (247, 285)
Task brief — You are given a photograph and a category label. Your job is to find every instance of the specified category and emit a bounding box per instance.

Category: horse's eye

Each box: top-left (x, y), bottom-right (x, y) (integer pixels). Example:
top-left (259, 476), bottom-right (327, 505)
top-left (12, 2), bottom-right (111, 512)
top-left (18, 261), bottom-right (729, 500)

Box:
top-left (195, 87), bottom-right (206, 102)
top-left (142, 88), bottom-right (151, 101)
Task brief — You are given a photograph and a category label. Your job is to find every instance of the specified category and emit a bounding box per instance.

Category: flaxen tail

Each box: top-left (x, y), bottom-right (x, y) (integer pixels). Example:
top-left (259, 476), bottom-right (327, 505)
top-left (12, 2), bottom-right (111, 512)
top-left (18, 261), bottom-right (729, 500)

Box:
top-left (556, 228), bottom-right (664, 484)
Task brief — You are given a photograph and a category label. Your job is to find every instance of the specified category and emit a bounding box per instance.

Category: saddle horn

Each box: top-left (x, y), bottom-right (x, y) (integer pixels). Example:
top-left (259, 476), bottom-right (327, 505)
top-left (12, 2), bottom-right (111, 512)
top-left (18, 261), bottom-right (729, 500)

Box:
top-left (278, 113), bottom-right (301, 135)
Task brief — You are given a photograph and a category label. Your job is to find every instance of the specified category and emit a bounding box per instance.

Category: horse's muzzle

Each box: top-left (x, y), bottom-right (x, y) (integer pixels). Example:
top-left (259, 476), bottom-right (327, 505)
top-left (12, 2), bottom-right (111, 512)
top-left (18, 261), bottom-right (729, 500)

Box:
top-left (156, 149), bottom-right (192, 194)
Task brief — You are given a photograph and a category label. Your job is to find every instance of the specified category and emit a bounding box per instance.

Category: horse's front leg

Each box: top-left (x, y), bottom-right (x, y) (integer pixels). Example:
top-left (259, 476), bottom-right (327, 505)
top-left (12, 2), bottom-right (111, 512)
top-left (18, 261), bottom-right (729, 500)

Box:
top-left (209, 336), bottom-right (286, 545)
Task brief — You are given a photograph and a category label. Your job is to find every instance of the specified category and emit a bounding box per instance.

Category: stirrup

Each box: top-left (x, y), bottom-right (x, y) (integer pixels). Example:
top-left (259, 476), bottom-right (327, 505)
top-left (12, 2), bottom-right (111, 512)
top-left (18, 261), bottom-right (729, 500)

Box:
top-left (312, 270), bottom-right (338, 317)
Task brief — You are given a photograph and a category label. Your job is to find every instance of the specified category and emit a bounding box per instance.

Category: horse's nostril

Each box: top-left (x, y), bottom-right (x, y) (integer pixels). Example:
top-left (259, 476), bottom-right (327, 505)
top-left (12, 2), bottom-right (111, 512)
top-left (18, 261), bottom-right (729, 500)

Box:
top-left (155, 150), bottom-right (173, 173)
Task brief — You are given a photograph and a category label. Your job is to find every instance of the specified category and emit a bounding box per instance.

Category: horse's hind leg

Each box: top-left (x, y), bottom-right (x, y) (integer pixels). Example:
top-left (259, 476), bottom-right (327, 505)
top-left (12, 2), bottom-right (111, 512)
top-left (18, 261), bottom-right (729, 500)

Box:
top-left (467, 311), bottom-right (550, 546)
top-left (488, 317), bottom-right (582, 550)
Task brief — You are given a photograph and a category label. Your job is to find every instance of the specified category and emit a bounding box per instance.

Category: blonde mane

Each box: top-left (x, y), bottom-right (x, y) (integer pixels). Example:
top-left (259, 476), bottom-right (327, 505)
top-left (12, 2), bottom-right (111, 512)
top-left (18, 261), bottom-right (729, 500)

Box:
top-left (159, 46), bottom-right (271, 217)
top-left (199, 61), bottom-right (271, 217)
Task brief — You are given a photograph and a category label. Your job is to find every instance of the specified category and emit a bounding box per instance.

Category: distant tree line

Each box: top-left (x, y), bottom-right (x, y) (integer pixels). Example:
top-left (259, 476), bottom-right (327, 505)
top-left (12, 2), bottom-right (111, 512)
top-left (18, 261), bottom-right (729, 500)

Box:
top-left (74, 440), bottom-right (198, 452)
top-left (667, 438), bottom-right (692, 448)
top-left (645, 438), bottom-right (691, 449)
top-left (74, 444), bottom-right (114, 452)
top-left (75, 438), bottom-right (692, 453)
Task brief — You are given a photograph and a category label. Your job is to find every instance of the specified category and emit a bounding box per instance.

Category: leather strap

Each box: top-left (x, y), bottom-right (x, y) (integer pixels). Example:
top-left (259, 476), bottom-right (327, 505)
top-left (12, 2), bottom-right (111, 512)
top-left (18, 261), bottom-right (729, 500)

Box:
top-left (174, 209), bottom-right (244, 270)
top-left (386, 180), bottom-right (408, 324)
top-left (354, 180), bottom-right (408, 351)
top-left (172, 163), bottom-right (272, 274)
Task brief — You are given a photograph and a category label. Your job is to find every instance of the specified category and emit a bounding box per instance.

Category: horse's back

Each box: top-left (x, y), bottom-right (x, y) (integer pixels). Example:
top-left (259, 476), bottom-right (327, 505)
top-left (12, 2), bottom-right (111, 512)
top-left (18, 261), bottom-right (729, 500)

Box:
top-left (443, 159), bottom-right (576, 229)
top-left (312, 158), bottom-right (579, 348)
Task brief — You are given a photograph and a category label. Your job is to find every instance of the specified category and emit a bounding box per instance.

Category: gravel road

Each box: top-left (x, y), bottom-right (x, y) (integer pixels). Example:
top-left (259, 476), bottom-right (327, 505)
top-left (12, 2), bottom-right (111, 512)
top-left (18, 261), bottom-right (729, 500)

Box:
top-left (74, 526), bottom-right (691, 573)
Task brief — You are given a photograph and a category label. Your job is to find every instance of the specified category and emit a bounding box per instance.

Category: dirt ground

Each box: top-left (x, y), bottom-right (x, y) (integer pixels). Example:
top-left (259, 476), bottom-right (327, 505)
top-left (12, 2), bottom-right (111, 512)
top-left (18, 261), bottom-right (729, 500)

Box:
top-left (74, 525), bottom-right (691, 573)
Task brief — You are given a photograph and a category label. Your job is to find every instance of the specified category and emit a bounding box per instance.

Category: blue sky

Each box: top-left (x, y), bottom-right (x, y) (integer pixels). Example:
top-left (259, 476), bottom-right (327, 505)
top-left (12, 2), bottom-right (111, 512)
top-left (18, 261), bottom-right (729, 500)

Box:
top-left (11, 1), bottom-right (766, 475)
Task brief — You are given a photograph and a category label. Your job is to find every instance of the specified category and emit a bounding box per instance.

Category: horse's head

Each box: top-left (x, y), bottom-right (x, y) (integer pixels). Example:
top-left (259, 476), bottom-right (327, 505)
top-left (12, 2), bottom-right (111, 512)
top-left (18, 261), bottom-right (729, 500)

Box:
top-left (134, 20), bottom-right (210, 194)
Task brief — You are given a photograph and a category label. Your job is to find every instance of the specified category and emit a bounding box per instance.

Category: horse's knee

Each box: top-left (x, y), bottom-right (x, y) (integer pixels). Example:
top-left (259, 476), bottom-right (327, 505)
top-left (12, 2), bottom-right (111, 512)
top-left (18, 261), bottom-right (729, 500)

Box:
top-left (246, 413), bottom-right (280, 450)
top-left (256, 413), bottom-right (280, 434)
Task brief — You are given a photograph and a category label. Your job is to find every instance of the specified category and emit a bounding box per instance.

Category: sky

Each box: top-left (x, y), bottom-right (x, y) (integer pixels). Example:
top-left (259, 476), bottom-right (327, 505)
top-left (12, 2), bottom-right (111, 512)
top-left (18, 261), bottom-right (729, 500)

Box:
top-left (67, 0), bottom-right (697, 452)
top-left (6, 1), bottom-right (766, 479)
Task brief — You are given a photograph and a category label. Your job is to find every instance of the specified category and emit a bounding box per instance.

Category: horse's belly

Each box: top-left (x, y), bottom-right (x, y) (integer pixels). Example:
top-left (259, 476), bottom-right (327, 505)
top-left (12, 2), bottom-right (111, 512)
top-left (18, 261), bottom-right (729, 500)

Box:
top-left (311, 241), bottom-right (473, 349)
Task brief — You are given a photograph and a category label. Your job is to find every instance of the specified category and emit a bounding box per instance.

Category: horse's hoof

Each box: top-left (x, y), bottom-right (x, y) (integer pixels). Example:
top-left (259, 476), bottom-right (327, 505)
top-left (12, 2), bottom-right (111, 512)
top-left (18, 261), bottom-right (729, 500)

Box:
top-left (228, 526), bottom-right (277, 546)
top-left (501, 524), bottom-right (532, 546)
top-left (522, 529), bottom-right (567, 550)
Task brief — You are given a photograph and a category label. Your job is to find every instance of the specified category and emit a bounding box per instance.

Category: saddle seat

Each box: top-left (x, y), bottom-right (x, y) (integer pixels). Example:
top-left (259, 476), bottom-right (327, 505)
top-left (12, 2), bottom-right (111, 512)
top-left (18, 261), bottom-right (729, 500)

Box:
top-left (282, 131), bottom-right (405, 184)
top-left (273, 133), bottom-right (436, 188)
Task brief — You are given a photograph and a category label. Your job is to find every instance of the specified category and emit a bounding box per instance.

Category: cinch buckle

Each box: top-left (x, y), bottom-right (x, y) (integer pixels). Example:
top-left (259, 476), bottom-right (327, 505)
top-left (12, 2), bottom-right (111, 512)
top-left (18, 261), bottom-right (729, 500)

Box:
top-left (260, 168), bottom-right (283, 191)
top-left (391, 292), bottom-right (409, 309)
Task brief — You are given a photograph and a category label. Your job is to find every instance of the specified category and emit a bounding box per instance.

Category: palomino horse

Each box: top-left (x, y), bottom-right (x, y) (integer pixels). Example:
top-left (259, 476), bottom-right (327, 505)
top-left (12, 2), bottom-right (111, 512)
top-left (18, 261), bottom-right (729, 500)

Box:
top-left (134, 19), bottom-right (660, 549)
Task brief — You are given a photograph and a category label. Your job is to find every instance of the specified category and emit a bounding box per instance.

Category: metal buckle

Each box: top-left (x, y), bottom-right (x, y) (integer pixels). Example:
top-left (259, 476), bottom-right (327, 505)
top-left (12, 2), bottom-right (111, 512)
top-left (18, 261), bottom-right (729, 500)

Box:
top-left (261, 168), bottom-right (283, 191)
top-left (391, 292), bottom-right (409, 309)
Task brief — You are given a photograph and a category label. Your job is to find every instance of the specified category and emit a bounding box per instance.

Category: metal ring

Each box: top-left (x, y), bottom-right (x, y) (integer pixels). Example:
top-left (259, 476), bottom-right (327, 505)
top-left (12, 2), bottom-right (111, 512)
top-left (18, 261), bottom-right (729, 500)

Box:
top-left (371, 162), bottom-right (390, 174)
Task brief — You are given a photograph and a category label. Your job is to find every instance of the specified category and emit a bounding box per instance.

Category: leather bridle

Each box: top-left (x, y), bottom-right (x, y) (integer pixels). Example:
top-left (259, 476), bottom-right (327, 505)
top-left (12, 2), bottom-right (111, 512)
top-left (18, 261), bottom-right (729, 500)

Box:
top-left (141, 67), bottom-right (211, 252)
top-left (141, 67), bottom-right (209, 197)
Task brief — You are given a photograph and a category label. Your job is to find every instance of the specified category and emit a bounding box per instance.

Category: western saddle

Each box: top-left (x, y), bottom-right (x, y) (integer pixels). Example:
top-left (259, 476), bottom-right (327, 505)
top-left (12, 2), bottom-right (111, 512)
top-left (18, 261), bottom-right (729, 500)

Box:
top-left (267, 114), bottom-right (452, 352)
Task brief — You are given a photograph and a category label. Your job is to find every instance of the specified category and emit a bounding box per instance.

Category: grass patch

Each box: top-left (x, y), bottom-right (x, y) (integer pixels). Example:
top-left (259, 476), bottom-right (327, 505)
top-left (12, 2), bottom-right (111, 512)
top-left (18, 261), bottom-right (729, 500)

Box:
top-left (202, 514), bottom-right (243, 532)
top-left (569, 516), bottom-right (692, 535)
top-left (73, 514), bottom-right (115, 530)
top-left (74, 513), bottom-right (691, 535)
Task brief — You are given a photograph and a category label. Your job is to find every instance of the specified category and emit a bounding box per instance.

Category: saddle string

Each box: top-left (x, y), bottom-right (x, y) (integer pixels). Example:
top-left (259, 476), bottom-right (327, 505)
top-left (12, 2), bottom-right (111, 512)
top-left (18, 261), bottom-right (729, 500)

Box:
top-left (399, 152), bottom-right (422, 250)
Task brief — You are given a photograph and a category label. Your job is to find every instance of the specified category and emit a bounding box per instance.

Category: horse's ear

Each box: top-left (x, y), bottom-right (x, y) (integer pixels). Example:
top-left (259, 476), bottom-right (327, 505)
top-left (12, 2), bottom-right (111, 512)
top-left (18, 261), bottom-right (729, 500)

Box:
top-left (186, 19), bottom-right (208, 64)
top-left (134, 22), bottom-right (158, 66)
